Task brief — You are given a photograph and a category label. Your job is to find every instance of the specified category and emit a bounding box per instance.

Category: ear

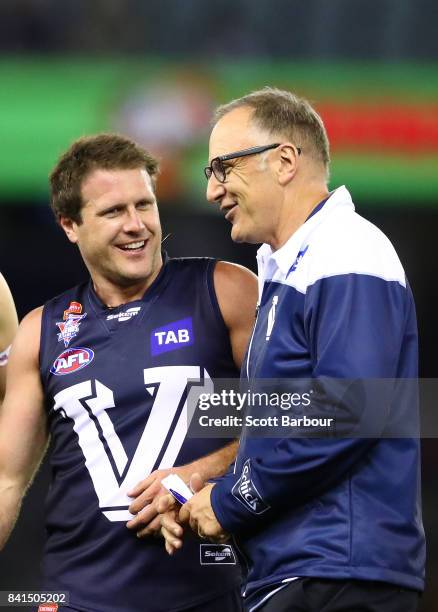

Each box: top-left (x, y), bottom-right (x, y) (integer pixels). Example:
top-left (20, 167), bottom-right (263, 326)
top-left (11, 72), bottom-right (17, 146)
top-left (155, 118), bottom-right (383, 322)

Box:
top-left (59, 216), bottom-right (79, 244)
top-left (276, 144), bottom-right (299, 187)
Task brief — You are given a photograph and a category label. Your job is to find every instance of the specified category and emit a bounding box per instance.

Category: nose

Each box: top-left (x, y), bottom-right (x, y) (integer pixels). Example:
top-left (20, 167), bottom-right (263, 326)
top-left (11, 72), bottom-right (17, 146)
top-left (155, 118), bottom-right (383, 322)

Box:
top-left (123, 206), bottom-right (145, 233)
top-left (206, 174), bottom-right (226, 205)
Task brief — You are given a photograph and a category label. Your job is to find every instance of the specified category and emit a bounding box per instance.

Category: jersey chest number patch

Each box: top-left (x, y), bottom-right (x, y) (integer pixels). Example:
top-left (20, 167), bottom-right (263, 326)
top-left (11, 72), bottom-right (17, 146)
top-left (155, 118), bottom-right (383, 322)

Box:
top-left (53, 365), bottom-right (212, 522)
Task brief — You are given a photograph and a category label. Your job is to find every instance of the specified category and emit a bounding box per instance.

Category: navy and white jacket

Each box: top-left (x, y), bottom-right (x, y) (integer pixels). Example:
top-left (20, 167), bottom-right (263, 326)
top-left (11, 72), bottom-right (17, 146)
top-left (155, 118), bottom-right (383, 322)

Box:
top-left (211, 186), bottom-right (425, 601)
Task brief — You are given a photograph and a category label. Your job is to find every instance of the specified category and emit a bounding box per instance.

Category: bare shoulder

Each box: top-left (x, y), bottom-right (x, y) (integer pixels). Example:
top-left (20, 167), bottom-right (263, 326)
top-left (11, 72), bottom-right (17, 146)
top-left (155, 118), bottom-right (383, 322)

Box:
top-left (0, 272), bottom-right (13, 301)
top-left (16, 306), bottom-right (43, 336)
top-left (9, 307), bottom-right (43, 365)
top-left (213, 261), bottom-right (258, 368)
top-left (0, 273), bottom-right (18, 347)
top-left (0, 273), bottom-right (16, 312)
top-left (214, 261), bottom-right (258, 323)
top-left (213, 261), bottom-right (258, 303)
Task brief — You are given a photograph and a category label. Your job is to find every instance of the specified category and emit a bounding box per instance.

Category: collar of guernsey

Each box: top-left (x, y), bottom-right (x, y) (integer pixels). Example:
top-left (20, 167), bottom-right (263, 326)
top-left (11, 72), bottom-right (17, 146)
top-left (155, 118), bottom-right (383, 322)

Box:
top-left (87, 250), bottom-right (170, 315)
top-left (256, 185), bottom-right (353, 296)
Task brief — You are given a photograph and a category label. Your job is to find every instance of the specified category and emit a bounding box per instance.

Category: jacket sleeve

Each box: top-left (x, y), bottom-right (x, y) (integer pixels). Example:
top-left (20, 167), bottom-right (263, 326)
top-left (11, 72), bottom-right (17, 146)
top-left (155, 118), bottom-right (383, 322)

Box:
top-left (211, 273), bottom-right (417, 533)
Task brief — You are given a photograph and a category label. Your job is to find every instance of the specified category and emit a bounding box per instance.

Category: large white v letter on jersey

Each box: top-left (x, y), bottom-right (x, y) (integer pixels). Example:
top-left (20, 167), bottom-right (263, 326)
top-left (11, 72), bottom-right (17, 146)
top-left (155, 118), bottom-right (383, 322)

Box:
top-left (53, 366), bottom-right (212, 522)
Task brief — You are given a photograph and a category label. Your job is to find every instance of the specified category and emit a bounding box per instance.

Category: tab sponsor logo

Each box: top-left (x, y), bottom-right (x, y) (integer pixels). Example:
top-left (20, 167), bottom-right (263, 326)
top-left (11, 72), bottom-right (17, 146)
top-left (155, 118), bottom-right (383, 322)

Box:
top-left (232, 459), bottom-right (270, 515)
top-left (50, 347), bottom-right (94, 376)
top-left (151, 317), bottom-right (194, 356)
top-left (200, 544), bottom-right (236, 565)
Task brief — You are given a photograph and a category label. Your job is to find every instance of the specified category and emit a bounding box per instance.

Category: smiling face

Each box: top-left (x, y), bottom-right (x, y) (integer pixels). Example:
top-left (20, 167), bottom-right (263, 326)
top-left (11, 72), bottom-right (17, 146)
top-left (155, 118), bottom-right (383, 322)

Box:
top-left (206, 106), bottom-right (284, 245)
top-left (60, 167), bottom-right (162, 302)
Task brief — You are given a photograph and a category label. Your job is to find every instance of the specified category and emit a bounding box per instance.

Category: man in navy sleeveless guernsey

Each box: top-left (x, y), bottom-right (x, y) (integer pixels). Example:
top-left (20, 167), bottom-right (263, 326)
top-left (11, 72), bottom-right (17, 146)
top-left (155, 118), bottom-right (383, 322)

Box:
top-left (161, 88), bottom-right (425, 611)
top-left (0, 134), bottom-right (258, 611)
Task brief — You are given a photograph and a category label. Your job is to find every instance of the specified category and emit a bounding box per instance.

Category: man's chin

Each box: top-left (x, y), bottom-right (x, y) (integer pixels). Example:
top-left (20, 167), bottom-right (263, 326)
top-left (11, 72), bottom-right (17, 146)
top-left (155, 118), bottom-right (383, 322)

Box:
top-left (114, 249), bottom-right (162, 283)
top-left (231, 224), bottom-right (259, 245)
top-left (230, 224), bottom-right (245, 243)
top-left (111, 265), bottom-right (158, 287)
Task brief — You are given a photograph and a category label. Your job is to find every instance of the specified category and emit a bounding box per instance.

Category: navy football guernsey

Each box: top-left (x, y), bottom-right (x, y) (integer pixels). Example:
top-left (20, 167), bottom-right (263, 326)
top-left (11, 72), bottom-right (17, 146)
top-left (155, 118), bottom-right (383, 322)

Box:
top-left (39, 256), bottom-right (241, 612)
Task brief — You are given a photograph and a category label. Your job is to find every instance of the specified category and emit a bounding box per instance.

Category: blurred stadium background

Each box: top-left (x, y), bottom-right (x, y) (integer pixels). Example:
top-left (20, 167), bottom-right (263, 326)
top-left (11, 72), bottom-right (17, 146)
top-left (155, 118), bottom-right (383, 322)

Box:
top-left (0, 1), bottom-right (437, 610)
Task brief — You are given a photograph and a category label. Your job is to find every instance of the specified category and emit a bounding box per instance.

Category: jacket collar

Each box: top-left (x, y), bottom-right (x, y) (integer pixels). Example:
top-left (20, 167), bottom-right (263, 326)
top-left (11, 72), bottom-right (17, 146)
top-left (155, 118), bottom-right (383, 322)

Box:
top-left (257, 186), bottom-right (354, 278)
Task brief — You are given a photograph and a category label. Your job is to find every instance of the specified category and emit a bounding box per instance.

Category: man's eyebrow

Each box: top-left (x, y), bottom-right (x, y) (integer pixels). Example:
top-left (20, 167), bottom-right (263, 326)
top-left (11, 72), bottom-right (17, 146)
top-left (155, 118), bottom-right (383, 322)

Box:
top-left (135, 198), bottom-right (155, 204)
top-left (96, 198), bottom-right (155, 213)
top-left (97, 202), bottom-right (125, 213)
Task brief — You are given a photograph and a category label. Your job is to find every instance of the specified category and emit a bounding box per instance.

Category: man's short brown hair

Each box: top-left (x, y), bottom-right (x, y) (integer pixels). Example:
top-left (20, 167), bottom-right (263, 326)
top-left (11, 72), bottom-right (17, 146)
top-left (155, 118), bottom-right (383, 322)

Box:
top-left (50, 133), bottom-right (159, 224)
top-left (214, 87), bottom-right (330, 173)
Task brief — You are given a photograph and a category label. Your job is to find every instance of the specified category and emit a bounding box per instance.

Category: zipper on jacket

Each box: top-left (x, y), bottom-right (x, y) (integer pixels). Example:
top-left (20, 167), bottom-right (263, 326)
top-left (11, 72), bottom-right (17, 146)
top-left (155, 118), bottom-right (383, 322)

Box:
top-left (246, 302), bottom-right (260, 380)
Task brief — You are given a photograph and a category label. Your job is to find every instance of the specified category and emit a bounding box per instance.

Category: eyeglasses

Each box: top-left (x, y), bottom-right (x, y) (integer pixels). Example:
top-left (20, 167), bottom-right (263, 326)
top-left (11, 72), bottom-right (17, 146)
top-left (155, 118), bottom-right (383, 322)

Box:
top-left (204, 143), bottom-right (295, 183)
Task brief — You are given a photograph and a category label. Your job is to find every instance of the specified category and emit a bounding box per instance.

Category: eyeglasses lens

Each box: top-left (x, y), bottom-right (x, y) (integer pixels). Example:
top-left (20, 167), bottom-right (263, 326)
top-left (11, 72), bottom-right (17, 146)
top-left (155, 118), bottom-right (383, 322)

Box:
top-left (212, 159), bottom-right (225, 183)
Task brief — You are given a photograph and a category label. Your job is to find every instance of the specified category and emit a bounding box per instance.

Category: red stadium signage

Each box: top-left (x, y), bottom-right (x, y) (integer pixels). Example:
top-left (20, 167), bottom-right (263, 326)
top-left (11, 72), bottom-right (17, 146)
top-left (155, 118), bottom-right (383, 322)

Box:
top-left (320, 103), bottom-right (438, 153)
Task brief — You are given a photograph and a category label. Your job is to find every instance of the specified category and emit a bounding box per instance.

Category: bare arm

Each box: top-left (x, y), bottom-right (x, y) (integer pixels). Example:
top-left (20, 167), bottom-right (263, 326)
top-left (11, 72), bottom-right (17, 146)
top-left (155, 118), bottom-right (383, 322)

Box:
top-left (0, 307), bottom-right (48, 550)
top-left (213, 261), bottom-right (258, 368)
top-left (0, 273), bottom-right (19, 406)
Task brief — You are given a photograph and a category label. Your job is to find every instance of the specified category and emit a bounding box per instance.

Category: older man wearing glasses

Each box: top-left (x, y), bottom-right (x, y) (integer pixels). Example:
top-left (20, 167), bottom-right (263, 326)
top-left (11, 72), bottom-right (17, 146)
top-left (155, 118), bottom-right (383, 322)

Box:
top-left (161, 87), bottom-right (425, 612)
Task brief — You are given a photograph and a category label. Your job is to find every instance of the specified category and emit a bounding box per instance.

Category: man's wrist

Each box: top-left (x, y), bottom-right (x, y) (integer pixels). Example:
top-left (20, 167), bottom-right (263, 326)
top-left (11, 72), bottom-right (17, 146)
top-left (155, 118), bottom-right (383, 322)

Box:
top-left (172, 462), bottom-right (199, 484)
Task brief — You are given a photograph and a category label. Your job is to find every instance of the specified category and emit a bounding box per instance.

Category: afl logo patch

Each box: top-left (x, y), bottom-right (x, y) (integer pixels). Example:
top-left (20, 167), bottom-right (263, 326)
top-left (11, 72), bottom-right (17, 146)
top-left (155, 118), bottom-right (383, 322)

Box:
top-left (51, 347), bottom-right (94, 376)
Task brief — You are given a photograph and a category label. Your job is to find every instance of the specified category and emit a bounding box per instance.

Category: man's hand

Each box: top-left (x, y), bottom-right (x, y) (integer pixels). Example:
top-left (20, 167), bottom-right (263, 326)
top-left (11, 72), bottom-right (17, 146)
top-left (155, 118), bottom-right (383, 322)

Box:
top-left (126, 468), bottom-right (176, 537)
top-left (126, 442), bottom-right (238, 538)
top-left (159, 473), bottom-right (220, 554)
top-left (159, 493), bottom-right (183, 555)
top-left (160, 475), bottom-right (229, 555)
top-left (127, 465), bottom-right (199, 537)
top-left (180, 482), bottom-right (229, 543)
